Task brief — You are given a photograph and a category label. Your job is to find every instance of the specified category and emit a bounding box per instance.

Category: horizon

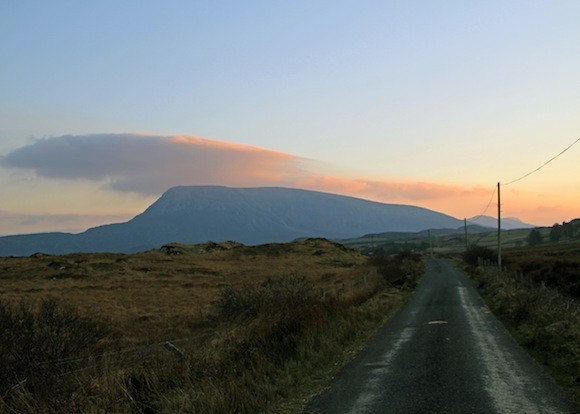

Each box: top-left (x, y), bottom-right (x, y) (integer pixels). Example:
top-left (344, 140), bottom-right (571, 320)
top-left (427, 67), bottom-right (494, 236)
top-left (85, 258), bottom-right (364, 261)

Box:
top-left (1, 2), bottom-right (579, 235)
top-left (0, 184), bottom-right (547, 238)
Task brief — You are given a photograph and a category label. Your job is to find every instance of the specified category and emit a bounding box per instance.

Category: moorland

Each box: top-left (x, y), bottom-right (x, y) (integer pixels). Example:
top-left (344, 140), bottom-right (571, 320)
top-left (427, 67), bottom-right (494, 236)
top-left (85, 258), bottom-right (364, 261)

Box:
top-left (0, 238), bottom-right (422, 413)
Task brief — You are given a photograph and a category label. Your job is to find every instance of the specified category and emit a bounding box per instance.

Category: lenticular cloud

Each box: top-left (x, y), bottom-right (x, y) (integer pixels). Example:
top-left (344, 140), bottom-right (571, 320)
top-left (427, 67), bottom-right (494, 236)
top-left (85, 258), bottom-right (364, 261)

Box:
top-left (0, 134), bottom-right (307, 195)
top-left (0, 133), bottom-right (488, 204)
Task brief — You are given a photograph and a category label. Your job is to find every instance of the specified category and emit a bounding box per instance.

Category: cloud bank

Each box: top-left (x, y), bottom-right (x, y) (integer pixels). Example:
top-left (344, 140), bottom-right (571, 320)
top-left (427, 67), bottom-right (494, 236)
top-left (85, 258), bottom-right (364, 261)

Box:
top-left (1, 133), bottom-right (488, 206)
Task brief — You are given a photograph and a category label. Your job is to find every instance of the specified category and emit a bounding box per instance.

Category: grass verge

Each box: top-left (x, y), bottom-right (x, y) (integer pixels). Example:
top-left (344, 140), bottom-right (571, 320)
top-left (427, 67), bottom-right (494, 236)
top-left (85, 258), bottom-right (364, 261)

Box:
top-left (468, 265), bottom-right (579, 402)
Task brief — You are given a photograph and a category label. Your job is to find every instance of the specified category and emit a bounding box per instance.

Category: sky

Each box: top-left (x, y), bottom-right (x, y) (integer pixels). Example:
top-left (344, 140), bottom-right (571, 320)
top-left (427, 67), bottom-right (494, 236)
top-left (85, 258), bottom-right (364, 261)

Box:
top-left (1, 1), bottom-right (579, 235)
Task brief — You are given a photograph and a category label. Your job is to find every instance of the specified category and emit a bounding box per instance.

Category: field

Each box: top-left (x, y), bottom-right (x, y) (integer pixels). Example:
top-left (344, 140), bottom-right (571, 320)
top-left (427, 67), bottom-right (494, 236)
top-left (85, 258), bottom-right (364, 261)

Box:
top-left (0, 238), bottom-right (422, 412)
top-left (502, 242), bottom-right (580, 298)
top-left (342, 227), bottom-right (535, 254)
top-left (1, 239), bottom-right (371, 346)
top-left (344, 219), bottom-right (580, 256)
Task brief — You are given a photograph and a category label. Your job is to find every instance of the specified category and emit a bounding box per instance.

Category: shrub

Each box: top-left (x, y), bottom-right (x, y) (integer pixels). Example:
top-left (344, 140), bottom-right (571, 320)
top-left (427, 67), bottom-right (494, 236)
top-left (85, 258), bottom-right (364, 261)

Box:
top-left (369, 251), bottom-right (422, 287)
top-left (396, 250), bottom-right (421, 262)
top-left (463, 245), bottom-right (496, 266)
top-left (527, 228), bottom-right (543, 246)
top-left (215, 276), bottom-right (314, 320)
top-left (0, 298), bottom-right (111, 400)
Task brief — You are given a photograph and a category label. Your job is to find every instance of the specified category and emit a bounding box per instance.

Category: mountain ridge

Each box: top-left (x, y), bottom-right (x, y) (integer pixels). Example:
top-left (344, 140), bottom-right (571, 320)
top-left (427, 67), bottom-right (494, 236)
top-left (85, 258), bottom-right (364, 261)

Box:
top-left (467, 215), bottom-right (535, 230)
top-left (0, 186), bottom-right (466, 256)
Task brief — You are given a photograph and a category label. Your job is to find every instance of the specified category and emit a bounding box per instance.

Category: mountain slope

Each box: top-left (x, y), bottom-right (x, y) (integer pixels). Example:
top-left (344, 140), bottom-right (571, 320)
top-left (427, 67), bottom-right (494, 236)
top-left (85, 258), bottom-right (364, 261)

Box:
top-left (468, 215), bottom-right (535, 230)
top-left (0, 186), bottom-right (463, 256)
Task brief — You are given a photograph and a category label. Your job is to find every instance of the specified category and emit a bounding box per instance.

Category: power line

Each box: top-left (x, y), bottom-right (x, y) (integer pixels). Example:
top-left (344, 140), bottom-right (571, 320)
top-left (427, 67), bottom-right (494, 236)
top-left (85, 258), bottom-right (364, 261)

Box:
top-left (470, 186), bottom-right (497, 222)
top-left (502, 136), bottom-right (580, 186)
top-left (469, 135), bottom-right (578, 222)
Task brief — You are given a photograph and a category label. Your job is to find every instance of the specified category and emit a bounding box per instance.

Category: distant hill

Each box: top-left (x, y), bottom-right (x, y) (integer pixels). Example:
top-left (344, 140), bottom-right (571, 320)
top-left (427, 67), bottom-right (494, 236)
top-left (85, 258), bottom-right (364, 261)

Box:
top-left (345, 224), bottom-right (494, 244)
top-left (468, 215), bottom-right (535, 230)
top-left (0, 186), bottom-right (463, 256)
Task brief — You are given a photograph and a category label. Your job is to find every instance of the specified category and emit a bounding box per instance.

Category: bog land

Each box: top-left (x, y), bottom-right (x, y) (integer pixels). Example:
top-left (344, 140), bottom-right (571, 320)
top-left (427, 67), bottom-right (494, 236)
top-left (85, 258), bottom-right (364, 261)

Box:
top-left (0, 238), bottom-right (422, 413)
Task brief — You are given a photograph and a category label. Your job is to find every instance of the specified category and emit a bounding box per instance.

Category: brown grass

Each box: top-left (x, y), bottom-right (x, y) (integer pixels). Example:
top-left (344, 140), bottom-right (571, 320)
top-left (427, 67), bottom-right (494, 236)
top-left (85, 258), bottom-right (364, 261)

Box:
top-left (466, 243), bottom-right (579, 402)
top-left (0, 239), bottom-right (422, 413)
top-left (0, 238), bottom-right (369, 346)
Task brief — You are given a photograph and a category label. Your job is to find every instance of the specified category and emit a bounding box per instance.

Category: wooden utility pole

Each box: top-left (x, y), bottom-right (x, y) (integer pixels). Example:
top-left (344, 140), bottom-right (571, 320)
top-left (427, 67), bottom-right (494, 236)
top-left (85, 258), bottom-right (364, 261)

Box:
top-left (497, 182), bottom-right (502, 269)
top-left (428, 229), bottom-right (433, 257)
top-left (464, 218), bottom-right (468, 251)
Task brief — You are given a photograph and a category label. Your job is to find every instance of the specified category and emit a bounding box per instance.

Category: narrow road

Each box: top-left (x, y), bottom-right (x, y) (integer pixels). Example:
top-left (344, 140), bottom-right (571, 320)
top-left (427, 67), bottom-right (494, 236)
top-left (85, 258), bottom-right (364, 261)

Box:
top-left (305, 259), bottom-right (578, 413)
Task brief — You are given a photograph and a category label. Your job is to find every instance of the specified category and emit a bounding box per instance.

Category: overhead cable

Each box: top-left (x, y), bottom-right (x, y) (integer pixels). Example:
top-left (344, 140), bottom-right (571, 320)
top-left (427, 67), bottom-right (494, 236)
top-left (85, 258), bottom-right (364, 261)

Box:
top-left (470, 186), bottom-right (497, 222)
top-left (502, 136), bottom-right (580, 186)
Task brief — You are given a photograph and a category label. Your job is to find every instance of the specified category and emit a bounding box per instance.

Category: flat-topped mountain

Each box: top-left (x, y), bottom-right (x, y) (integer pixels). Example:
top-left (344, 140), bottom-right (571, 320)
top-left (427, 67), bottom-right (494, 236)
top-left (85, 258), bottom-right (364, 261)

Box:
top-left (0, 186), bottom-right (462, 256)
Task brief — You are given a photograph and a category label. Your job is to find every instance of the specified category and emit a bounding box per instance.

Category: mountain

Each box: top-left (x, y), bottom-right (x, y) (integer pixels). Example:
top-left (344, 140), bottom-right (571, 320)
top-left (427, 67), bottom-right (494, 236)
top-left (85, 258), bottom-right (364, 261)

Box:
top-left (467, 215), bottom-right (535, 230)
top-left (0, 186), bottom-right (463, 256)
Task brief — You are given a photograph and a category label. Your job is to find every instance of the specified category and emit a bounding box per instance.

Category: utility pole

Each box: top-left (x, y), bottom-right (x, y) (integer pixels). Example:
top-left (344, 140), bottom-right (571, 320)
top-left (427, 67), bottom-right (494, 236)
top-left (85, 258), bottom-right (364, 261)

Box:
top-left (497, 182), bottom-right (502, 269)
top-left (428, 229), bottom-right (433, 258)
top-left (464, 218), bottom-right (468, 251)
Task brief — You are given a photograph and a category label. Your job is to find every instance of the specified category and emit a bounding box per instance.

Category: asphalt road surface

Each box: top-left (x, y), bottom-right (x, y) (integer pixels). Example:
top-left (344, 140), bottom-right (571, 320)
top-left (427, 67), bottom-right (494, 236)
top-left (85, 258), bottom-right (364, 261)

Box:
top-left (305, 259), bottom-right (578, 413)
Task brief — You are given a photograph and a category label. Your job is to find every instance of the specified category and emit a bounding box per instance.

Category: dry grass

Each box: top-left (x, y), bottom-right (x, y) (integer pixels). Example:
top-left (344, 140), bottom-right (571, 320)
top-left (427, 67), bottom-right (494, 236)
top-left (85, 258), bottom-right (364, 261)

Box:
top-left (0, 238), bottom-right (369, 346)
top-left (467, 243), bottom-right (580, 402)
top-left (0, 238), bottom-right (422, 413)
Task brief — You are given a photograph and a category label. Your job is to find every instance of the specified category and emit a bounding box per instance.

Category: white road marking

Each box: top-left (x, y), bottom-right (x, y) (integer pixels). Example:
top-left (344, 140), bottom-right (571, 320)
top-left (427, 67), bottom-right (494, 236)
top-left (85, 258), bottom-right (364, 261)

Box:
top-left (428, 320), bottom-right (448, 325)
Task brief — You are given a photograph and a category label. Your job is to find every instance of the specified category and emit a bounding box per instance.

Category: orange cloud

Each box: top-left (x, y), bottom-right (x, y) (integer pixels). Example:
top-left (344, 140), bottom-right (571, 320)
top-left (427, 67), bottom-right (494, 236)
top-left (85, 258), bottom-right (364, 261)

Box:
top-left (5, 133), bottom-right (571, 225)
top-left (296, 175), bottom-right (491, 202)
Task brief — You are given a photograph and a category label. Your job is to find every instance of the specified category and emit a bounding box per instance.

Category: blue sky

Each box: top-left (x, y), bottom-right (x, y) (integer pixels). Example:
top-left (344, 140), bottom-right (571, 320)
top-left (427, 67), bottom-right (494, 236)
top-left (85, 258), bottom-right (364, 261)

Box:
top-left (1, 1), bottom-right (579, 234)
